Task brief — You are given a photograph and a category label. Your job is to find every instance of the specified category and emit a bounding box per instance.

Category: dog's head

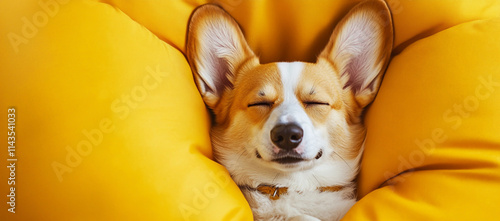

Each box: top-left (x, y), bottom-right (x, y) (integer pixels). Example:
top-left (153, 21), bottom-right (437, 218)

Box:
top-left (187, 1), bottom-right (392, 184)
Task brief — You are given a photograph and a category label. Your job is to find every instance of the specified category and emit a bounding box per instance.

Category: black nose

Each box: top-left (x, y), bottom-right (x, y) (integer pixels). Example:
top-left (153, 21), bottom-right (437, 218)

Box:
top-left (270, 123), bottom-right (303, 150)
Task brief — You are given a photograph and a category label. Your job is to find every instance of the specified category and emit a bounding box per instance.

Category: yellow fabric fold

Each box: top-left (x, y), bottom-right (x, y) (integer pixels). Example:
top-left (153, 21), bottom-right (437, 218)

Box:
top-left (1, 0), bottom-right (499, 220)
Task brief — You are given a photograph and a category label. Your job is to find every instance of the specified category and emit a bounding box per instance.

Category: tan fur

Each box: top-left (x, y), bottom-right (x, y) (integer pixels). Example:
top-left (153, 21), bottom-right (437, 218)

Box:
top-left (218, 62), bottom-right (282, 126)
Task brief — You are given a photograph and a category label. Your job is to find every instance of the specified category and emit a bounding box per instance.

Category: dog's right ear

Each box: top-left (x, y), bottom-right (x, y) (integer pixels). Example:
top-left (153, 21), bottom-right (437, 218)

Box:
top-left (187, 4), bottom-right (256, 109)
top-left (319, 0), bottom-right (393, 109)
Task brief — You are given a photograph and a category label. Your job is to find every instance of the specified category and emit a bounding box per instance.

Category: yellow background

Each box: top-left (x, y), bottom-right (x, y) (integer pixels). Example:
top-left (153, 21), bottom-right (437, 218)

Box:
top-left (1, 0), bottom-right (499, 220)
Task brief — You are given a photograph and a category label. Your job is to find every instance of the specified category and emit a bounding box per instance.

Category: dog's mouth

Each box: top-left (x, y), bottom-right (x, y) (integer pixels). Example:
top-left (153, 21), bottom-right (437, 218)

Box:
top-left (256, 150), bottom-right (323, 164)
top-left (272, 156), bottom-right (304, 164)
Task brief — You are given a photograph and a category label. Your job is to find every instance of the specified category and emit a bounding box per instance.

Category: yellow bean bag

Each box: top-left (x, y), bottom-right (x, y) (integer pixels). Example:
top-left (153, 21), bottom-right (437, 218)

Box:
top-left (0, 0), bottom-right (499, 220)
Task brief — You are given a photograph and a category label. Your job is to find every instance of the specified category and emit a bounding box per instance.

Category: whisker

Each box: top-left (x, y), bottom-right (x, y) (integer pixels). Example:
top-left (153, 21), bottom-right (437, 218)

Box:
top-left (236, 148), bottom-right (247, 162)
top-left (272, 172), bottom-right (281, 184)
top-left (312, 174), bottom-right (321, 186)
top-left (332, 150), bottom-right (352, 170)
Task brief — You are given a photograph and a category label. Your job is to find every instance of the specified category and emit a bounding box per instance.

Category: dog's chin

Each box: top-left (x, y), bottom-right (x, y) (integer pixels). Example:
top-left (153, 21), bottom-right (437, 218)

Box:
top-left (271, 160), bottom-right (315, 172)
top-left (256, 150), bottom-right (323, 172)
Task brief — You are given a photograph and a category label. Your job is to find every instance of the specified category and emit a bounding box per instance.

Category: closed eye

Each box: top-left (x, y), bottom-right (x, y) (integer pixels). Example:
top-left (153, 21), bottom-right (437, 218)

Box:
top-left (248, 102), bottom-right (274, 108)
top-left (304, 101), bottom-right (330, 107)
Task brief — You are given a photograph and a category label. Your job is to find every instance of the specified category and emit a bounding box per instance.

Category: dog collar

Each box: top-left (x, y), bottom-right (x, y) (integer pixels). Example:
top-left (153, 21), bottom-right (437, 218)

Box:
top-left (239, 184), bottom-right (344, 200)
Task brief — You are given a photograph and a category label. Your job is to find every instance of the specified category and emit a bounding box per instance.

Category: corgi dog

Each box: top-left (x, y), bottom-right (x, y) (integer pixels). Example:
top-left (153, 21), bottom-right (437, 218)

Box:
top-left (186, 0), bottom-right (393, 220)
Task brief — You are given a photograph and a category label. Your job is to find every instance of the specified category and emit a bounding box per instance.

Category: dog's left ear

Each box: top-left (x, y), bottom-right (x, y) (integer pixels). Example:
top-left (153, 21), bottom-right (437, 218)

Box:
top-left (186, 4), bottom-right (256, 109)
top-left (319, 0), bottom-right (393, 108)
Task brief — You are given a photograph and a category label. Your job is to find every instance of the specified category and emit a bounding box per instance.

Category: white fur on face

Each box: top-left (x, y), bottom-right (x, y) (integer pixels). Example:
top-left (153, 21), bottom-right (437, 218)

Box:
top-left (256, 62), bottom-right (324, 168)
